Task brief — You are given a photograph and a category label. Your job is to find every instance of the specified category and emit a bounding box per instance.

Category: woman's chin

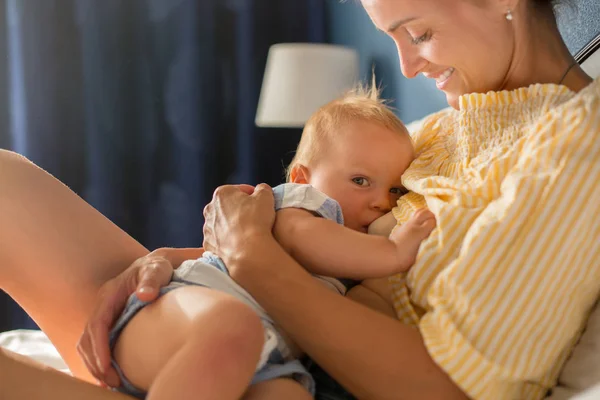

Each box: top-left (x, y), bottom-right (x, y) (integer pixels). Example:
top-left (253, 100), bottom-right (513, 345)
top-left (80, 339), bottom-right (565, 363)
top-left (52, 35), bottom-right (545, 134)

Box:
top-left (445, 91), bottom-right (460, 110)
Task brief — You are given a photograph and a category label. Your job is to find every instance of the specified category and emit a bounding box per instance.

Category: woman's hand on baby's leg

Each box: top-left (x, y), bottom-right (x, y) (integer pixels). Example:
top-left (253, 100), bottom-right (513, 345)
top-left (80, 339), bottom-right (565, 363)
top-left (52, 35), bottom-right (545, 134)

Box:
top-left (77, 247), bottom-right (203, 388)
top-left (390, 208), bottom-right (436, 271)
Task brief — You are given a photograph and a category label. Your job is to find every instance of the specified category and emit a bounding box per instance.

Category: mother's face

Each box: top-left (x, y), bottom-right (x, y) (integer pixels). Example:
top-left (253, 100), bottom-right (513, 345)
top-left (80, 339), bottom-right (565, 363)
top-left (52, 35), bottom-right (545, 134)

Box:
top-left (362, 0), bottom-right (514, 108)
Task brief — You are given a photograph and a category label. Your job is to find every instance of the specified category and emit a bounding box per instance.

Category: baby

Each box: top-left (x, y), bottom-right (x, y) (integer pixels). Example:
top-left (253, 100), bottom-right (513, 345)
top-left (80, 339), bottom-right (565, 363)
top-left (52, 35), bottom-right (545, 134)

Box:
top-left (107, 83), bottom-right (435, 399)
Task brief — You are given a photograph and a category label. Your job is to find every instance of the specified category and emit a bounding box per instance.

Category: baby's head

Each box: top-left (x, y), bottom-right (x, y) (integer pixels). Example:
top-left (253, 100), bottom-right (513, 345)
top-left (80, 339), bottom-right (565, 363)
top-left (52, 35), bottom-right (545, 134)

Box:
top-left (287, 82), bottom-right (415, 233)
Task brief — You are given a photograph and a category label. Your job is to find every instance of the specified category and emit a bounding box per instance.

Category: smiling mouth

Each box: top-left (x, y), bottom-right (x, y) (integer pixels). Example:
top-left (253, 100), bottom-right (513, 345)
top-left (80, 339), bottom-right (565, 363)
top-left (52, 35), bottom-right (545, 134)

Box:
top-left (434, 67), bottom-right (455, 88)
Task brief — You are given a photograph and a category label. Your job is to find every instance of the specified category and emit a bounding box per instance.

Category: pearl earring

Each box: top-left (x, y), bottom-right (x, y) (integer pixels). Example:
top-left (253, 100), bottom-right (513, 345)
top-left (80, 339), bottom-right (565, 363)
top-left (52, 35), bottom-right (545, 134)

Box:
top-left (506, 9), bottom-right (513, 21)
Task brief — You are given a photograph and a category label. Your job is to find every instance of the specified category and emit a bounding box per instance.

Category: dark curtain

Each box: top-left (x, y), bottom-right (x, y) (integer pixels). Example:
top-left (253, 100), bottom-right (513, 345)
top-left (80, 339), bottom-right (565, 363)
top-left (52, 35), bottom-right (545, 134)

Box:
top-left (0, 0), bottom-right (325, 331)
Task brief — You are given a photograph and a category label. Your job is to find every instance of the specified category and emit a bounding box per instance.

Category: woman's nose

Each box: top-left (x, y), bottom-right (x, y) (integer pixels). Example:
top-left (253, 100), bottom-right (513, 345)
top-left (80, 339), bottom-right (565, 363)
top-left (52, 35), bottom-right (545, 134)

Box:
top-left (395, 40), bottom-right (427, 79)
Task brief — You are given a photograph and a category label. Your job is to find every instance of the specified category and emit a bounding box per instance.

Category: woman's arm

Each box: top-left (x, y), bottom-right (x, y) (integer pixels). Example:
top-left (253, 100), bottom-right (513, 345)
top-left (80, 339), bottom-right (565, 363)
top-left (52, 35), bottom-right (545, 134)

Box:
top-left (273, 208), bottom-right (411, 279)
top-left (202, 184), bottom-right (466, 400)
top-left (227, 236), bottom-right (466, 400)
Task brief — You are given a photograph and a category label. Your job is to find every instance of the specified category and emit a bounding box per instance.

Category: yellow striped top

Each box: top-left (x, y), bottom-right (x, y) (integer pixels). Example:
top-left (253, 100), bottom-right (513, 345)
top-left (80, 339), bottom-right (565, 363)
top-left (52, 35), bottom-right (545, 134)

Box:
top-left (391, 78), bottom-right (600, 399)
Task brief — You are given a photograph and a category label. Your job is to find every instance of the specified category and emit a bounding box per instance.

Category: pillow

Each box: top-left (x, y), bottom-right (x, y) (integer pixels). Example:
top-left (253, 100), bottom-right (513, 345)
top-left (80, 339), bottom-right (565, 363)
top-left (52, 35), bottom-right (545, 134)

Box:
top-left (547, 300), bottom-right (600, 399)
top-left (570, 384), bottom-right (600, 400)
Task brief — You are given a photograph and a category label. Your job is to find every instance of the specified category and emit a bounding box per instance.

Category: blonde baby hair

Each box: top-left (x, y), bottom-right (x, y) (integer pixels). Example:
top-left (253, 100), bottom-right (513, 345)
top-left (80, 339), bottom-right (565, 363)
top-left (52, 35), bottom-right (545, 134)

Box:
top-left (286, 75), bottom-right (408, 182)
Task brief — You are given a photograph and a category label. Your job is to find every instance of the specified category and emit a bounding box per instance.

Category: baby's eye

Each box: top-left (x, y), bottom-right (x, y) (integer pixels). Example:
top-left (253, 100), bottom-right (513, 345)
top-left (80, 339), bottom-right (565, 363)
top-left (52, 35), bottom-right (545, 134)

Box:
top-left (352, 177), bottom-right (370, 187)
top-left (390, 187), bottom-right (409, 196)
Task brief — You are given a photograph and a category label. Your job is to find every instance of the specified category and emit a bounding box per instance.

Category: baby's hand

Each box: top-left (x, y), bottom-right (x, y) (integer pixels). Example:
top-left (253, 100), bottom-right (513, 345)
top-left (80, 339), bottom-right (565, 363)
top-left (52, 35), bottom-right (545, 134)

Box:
top-left (389, 209), bottom-right (436, 271)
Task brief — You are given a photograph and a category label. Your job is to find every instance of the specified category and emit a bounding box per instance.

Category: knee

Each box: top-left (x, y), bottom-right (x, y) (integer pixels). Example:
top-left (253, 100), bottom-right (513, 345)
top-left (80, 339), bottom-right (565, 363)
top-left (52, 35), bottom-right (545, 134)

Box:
top-left (0, 149), bottom-right (35, 180)
top-left (0, 149), bottom-right (32, 166)
top-left (195, 296), bottom-right (264, 348)
top-left (188, 297), bottom-right (265, 367)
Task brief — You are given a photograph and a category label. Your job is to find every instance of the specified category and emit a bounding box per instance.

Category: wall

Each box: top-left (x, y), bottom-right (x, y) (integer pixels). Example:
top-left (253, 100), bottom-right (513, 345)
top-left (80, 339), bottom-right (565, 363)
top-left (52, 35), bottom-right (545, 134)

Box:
top-left (556, 0), bottom-right (600, 56)
top-left (325, 0), bottom-right (447, 124)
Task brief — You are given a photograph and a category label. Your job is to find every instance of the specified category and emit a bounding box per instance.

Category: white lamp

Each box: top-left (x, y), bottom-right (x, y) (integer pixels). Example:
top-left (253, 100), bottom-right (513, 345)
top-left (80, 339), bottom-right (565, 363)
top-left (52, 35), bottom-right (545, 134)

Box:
top-left (255, 43), bottom-right (359, 128)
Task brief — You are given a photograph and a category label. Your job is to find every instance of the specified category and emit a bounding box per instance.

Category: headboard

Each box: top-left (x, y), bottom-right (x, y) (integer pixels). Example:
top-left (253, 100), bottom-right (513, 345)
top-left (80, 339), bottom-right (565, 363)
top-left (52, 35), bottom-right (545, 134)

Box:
top-left (556, 0), bottom-right (600, 78)
top-left (577, 33), bottom-right (600, 78)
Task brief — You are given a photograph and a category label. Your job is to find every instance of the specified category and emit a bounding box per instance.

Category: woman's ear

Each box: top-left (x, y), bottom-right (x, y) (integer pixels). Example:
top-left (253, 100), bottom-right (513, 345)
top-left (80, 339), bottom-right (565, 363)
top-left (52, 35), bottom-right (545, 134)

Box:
top-left (289, 164), bottom-right (310, 184)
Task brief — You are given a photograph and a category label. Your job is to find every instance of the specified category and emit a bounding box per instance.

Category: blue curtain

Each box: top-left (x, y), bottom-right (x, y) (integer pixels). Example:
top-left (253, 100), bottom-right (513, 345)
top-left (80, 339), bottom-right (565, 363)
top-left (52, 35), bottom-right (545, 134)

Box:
top-left (0, 0), bottom-right (325, 330)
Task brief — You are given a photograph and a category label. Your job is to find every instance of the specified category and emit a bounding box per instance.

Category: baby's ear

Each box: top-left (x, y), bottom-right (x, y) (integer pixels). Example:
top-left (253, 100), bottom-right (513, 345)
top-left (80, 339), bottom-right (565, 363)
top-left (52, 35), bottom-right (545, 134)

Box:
top-left (289, 164), bottom-right (310, 184)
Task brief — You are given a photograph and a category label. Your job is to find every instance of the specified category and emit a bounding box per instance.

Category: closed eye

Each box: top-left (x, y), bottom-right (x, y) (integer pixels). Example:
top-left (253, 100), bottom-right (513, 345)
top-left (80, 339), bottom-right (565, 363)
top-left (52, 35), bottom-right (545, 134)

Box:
top-left (411, 30), bottom-right (432, 45)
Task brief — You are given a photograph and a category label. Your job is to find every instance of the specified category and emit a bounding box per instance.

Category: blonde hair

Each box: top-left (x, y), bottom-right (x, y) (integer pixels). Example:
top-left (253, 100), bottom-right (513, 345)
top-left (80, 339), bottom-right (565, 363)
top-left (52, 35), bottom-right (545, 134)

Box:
top-left (286, 76), bottom-right (408, 182)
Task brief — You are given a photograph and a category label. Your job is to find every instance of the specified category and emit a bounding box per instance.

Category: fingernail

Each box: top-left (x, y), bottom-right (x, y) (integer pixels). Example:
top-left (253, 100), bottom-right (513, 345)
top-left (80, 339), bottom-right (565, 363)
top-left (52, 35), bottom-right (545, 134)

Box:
top-left (138, 286), bottom-right (152, 294)
top-left (95, 357), bottom-right (105, 374)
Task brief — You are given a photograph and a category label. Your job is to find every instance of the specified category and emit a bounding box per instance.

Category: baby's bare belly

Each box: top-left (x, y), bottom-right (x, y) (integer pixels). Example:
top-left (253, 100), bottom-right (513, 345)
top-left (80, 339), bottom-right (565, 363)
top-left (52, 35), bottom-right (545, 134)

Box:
top-left (347, 278), bottom-right (396, 318)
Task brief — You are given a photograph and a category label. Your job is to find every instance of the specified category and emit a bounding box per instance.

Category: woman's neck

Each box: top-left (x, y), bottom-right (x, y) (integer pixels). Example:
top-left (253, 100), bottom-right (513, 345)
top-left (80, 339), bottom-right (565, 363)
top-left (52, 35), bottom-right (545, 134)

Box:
top-left (501, 6), bottom-right (593, 93)
top-left (561, 65), bottom-right (594, 92)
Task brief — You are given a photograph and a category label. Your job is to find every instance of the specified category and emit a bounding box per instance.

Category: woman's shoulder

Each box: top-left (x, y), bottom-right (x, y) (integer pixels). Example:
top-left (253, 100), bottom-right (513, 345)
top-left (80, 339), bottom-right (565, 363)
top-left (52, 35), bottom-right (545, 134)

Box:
top-left (542, 78), bottom-right (600, 130)
top-left (579, 76), bottom-right (600, 97)
top-left (568, 77), bottom-right (600, 111)
top-left (527, 78), bottom-right (599, 122)
top-left (522, 78), bottom-right (600, 159)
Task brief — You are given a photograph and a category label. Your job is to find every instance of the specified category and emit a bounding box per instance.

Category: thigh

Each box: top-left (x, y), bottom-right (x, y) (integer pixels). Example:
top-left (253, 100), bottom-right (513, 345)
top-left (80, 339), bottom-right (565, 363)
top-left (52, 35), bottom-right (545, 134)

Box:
top-left (113, 285), bottom-right (264, 392)
top-left (0, 347), bottom-right (132, 399)
top-left (0, 150), bottom-right (148, 379)
top-left (243, 378), bottom-right (312, 400)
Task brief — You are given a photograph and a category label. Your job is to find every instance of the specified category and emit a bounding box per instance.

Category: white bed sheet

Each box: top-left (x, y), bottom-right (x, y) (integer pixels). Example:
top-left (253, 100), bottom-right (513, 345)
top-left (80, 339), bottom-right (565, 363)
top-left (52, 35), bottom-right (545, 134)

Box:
top-left (0, 329), bottom-right (70, 373)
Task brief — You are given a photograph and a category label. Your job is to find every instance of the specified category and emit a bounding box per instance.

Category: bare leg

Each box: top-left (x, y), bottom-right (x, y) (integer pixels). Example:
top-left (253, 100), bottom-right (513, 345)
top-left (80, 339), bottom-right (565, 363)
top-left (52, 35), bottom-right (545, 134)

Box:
top-left (0, 150), bottom-right (148, 380)
top-left (113, 286), bottom-right (265, 400)
top-left (243, 379), bottom-right (313, 400)
top-left (0, 348), bottom-right (133, 399)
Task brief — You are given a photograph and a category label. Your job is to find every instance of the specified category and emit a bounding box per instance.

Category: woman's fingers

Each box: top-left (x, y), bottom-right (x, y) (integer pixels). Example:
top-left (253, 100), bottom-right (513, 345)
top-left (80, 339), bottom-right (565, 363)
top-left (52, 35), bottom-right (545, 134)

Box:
top-left (135, 257), bottom-right (173, 302)
top-left (76, 328), bottom-right (103, 382)
top-left (236, 184), bottom-right (256, 195)
top-left (202, 183), bottom-right (276, 267)
top-left (77, 250), bottom-right (176, 387)
top-left (252, 183), bottom-right (273, 200)
top-left (78, 276), bottom-right (130, 386)
top-left (253, 183), bottom-right (275, 210)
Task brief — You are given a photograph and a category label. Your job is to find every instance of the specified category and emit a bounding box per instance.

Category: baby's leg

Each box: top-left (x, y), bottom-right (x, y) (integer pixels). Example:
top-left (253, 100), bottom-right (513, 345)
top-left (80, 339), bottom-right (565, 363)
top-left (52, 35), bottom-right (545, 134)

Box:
top-left (391, 208), bottom-right (436, 269)
top-left (113, 286), bottom-right (264, 400)
top-left (243, 379), bottom-right (312, 400)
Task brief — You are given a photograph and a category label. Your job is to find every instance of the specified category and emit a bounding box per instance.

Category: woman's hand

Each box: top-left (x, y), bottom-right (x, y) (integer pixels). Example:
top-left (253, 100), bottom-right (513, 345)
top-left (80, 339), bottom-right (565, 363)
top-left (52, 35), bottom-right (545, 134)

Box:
top-left (202, 183), bottom-right (277, 268)
top-left (77, 247), bottom-right (204, 387)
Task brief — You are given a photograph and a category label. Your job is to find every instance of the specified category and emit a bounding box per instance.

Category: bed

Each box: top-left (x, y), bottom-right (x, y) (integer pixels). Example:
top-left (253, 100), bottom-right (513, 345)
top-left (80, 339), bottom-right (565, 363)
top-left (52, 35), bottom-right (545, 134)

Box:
top-left (1, 11), bottom-right (600, 400)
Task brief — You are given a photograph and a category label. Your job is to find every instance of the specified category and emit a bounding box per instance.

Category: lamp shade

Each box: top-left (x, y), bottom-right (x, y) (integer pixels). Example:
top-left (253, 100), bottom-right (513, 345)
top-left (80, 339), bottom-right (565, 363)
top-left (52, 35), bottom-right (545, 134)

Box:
top-left (255, 43), bottom-right (359, 128)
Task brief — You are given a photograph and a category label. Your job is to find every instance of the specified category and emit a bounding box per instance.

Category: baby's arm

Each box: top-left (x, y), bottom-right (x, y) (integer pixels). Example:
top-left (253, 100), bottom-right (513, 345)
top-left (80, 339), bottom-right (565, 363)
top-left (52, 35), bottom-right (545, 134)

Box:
top-left (273, 208), bottom-right (435, 280)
